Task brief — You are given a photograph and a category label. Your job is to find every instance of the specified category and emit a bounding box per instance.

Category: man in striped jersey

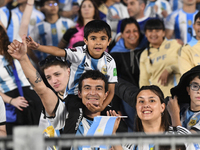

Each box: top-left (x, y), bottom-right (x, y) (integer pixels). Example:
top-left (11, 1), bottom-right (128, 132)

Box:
top-left (29, 0), bottom-right (75, 61)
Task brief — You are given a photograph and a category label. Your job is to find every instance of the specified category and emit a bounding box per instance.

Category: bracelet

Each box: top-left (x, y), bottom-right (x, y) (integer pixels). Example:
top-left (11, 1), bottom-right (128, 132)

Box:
top-left (27, 3), bottom-right (34, 6)
top-left (9, 98), bottom-right (13, 104)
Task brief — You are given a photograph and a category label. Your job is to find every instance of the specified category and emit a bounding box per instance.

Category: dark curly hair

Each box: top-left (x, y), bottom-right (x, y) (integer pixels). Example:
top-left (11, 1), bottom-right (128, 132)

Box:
top-left (0, 25), bottom-right (13, 66)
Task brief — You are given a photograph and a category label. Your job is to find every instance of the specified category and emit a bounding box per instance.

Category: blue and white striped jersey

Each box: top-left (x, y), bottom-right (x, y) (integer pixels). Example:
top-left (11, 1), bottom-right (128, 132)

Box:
top-left (29, 17), bottom-right (75, 61)
top-left (0, 6), bottom-right (21, 42)
top-left (64, 45), bottom-right (118, 96)
top-left (0, 55), bottom-right (30, 93)
top-left (168, 0), bottom-right (183, 11)
top-left (165, 9), bottom-right (198, 44)
top-left (144, 0), bottom-right (171, 19)
top-left (181, 106), bottom-right (200, 131)
top-left (60, 0), bottom-right (83, 11)
top-left (12, 7), bottom-right (45, 34)
top-left (0, 96), bottom-right (6, 125)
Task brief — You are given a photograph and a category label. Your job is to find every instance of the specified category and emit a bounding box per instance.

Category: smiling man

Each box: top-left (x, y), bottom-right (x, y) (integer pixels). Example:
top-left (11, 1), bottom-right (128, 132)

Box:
top-left (178, 11), bottom-right (200, 75)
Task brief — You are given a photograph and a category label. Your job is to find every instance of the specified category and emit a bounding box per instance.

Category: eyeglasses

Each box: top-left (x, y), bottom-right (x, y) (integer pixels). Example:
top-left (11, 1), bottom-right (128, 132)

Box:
top-left (45, 2), bottom-right (58, 7)
top-left (189, 82), bottom-right (200, 91)
top-left (39, 56), bottom-right (64, 67)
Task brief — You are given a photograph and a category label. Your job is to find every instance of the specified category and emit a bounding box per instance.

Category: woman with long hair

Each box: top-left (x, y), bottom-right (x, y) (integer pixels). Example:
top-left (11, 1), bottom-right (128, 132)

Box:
top-left (58, 0), bottom-right (100, 48)
top-left (0, 25), bottom-right (42, 135)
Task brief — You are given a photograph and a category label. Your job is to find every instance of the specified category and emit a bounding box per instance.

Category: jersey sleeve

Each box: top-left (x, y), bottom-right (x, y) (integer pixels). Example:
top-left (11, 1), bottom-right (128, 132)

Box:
top-left (139, 50), bottom-right (151, 87)
top-left (178, 45), bottom-right (194, 75)
top-left (64, 47), bottom-right (84, 64)
top-left (47, 99), bottom-right (68, 130)
top-left (0, 96), bottom-right (6, 125)
top-left (107, 57), bottom-right (118, 83)
top-left (165, 13), bottom-right (175, 30)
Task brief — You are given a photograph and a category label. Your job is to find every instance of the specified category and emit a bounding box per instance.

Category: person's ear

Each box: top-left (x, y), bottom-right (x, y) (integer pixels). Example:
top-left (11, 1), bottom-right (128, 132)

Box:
top-left (84, 38), bottom-right (88, 45)
top-left (161, 103), bottom-right (165, 113)
top-left (107, 38), bottom-right (112, 46)
top-left (103, 91), bottom-right (109, 102)
top-left (78, 91), bottom-right (82, 99)
top-left (186, 86), bottom-right (190, 95)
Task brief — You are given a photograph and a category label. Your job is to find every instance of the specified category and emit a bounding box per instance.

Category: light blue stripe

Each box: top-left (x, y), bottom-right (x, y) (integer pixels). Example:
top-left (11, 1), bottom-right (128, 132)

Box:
top-left (51, 24), bottom-right (58, 46)
top-left (174, 15), bottom-right (180, 39)
top-left (173, 75), bottom-right (177, 86)
top-left (62, 21), bottom-right (68, 29)
top-left (109, 6), bottom-right (119, 16)
top-left (188, 37), bottom-right (198, 47)
top-left (186, 13), bottom-right (194, 43)
top-left (91, 58), bottom-right (98, 70)
top-left (38, 24), bottom-right (46, 45)
top-left (36, 16), bottom-right (42, 24)
top-left (103, 117), bottom-right (117, 135)
top-left (161, 2), bottom-right (166, 10)
top-left (67, 56), bottom-right (86, 95)
top-left (172, 0), bottom-right (178, 11)
top-left (0, 76), bottom-right (10, 93)
top-left (86, 116), bottom-right (102, 135)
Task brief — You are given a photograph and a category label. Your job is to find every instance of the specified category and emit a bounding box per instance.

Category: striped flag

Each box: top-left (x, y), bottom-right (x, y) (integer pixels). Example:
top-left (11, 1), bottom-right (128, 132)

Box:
top-left (86, 116), bottom-right (117, 136)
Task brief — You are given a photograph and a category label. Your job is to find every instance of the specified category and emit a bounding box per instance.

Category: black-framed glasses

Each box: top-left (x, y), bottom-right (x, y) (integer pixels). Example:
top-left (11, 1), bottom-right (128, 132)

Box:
top-left (190, 82), bottom-right (200, 91)
top-left (39, 56), bottom-right (64, 67)
top-left (46, 2), bottom-right (58, 7)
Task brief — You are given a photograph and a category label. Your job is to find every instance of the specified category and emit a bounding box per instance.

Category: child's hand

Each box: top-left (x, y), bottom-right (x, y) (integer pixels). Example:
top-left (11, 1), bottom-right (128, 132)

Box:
top-left (26, 36), bottom-right (40, 50)
top-left (158, 69), bottom-right (169, 86)
top-left (8, 35), bottom-right (27, 61)
top-left (107, 110), bottom-right (121, 134)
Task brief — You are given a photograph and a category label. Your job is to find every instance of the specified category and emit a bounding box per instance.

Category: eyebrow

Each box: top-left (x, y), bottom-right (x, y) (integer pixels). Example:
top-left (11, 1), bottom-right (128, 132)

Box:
top-left (83, 85), bottom-right (103, 88)
top-left (138, 96), bottom-right (156, 99)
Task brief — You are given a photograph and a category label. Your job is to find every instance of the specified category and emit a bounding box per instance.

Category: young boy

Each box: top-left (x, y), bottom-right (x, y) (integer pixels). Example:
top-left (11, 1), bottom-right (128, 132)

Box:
top-left (167, 65), bottom-right (200, 132)
top-left (26, 20), bottom-right (118, 134)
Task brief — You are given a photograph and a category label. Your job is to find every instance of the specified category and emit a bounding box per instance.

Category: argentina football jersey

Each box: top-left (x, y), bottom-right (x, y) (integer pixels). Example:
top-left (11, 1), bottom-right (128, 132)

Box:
top-left (0, 6), bottom-right (21, 42)
top-left (12, 7), bottom-right (45, 34)
top-left (64, 45), bottom-right (117, 96)
top-left (165, 9), bottom-right (198, 44)
top-left (29, 17), bottom-right (75, 61)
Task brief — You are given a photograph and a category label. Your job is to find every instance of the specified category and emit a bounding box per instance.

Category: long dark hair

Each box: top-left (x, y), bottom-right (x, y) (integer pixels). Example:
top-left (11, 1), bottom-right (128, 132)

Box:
top-left (134, 85), bottom-right (170, 132)
top-left (0, 25), bottom-right (13, 66)
top-left (77, 0), bottom-right (100, 27)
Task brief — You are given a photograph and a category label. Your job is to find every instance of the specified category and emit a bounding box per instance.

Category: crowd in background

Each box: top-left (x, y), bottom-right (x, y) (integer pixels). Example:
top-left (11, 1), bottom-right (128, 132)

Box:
top-left (1, 0), bottom-right (200, 149)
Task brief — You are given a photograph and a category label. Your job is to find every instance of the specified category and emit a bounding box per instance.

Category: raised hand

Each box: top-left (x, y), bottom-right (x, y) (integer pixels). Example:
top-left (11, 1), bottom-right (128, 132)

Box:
top-left (107, 110), bottom-right (121, 134)
top-left (7, 35), bottom-right (27, 61)
top-left (26, 35), bottom-right (40, 50)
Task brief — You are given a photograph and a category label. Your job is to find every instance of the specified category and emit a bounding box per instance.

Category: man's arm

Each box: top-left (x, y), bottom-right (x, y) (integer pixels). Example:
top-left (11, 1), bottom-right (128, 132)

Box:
top-left (26, 36), bottom-right (66, 57)
top-left (18, 0), bottom-right (34, 37)
top-left (8, 36), bottom-right (58, 116)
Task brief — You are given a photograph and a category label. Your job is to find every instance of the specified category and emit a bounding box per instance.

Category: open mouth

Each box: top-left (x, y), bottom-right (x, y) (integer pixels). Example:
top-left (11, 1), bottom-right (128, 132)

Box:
top-left (142, 110), bottom-right (152, 114)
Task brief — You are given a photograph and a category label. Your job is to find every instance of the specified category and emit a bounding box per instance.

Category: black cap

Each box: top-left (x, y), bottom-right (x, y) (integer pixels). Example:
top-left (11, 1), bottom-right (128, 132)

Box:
top-left (171, 65), bottom-right (200, 104)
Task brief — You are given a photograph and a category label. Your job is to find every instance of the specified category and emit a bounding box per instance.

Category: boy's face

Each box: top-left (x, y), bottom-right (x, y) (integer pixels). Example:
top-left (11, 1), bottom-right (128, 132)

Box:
top-left (78, 78), bottom-right (108, 113)
top-left (193, 18), bottom-right (200, 40)
top-left (84, 31), bottom-right (111, 59)
top-left (187, 76), bottom-right (200, 111)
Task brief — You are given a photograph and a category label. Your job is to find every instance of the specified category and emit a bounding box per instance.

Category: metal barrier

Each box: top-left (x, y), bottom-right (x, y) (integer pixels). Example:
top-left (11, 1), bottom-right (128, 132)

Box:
top-left (0, 126), bottom-right (200, 150)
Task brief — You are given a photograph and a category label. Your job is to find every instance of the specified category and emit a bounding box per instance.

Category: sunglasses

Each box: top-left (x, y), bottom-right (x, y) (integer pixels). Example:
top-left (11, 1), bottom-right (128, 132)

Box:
top-left (39, 56), bottom-right (64, 67)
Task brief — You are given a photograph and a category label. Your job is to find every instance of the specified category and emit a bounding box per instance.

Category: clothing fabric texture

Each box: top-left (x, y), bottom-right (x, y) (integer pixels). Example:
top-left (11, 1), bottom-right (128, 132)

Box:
top-left (63, 45), bottom-right (118, 96)
top-left (29, 17), bottom-right (75, 61)
top-left (165, 9), bottom-right (198, 44)
top-left (0, 6), bottom-right (21, 42)
top-left (144, 0), bottom-right (171, 19)
top-left (122, 126), bottom-right (196, 150)
top-left (178, 37), bottom-right (200, 75)
top-left (110, 37), bottom-right (146, 132)
top-left (168, 0), bottom-right (183, 11)
top-left (12, 7), bottom-right (45, 34)
top-left (62, 24), bottom-right (84, 48)
top-left (139, 39), bottom-right (181, 97)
